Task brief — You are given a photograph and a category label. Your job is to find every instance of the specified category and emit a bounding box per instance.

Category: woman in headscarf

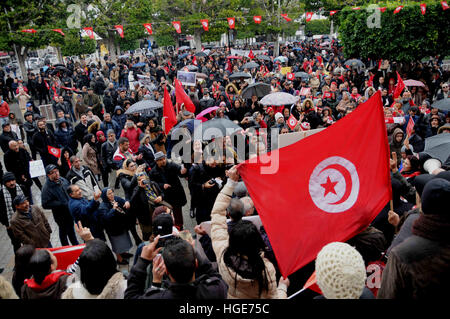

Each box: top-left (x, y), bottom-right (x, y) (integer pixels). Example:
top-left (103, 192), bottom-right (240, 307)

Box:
top-left (82, 133), bottom-right (101, 178)
top-left (57, 147), bottom-right (74, 178)
top-left (98, 187), bottom-right (133, 265)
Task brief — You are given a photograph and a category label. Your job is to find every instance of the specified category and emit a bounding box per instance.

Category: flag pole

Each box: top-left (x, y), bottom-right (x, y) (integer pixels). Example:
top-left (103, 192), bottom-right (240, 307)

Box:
top-left (287, 287), bottom-right (306, 299)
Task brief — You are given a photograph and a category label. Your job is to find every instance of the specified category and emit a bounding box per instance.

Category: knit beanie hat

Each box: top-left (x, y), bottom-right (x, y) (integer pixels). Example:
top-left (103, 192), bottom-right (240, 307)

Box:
top-left (274, 112), bottom-right (283, 121)
top-left (315, 242), bottom-right (367, 299)
top-left (2, 172), bottom-right (16, 185)
top-left (420, 178), bottom-right (450, 216)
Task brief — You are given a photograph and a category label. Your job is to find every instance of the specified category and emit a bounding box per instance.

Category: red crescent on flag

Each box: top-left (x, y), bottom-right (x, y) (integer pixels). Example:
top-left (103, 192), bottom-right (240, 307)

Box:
top-left (319, 163), bottom-right (353, 205)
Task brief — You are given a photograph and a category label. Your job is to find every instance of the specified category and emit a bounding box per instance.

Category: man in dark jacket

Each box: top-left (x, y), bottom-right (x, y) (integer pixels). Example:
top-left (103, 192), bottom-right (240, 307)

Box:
top-left (74, 113), bottom-right (90, 146)
top-left (41, 164), bottom-right (79, 246)
top-left (54, 118), bottom-right (78, 154)
top-left (101, 130), bottom-right (119, 188)
top-left (100, 113), bottom-right (121, 138)
top-left (148, 152), bottom-right (188, 230)
top-left (23, 111), bottom-right (38, 159)
top-left (188, 159), bottom-right (223, 224)
top-left (4, 140), bottom-right (34, 204)
top-left (83, 87), bottom-right (103, 120)
top-left (378, 178), bottom-right (450, 299)
top-left (125, 236), bottom-right (228, 299)
top-left (0, 122), bottom-right (18, 153)
top-left (67, 184), bottom-right (105, 241)
top-left (32, 119), bottom-right (58, 167)
top-left (0, 172), bottom-right (25, 252)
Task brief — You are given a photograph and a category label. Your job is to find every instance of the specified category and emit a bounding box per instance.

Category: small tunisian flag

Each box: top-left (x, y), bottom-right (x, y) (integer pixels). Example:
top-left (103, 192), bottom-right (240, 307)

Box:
top-left (248, 50), bottom-right (255, 59)
top-left (52, 29), bottom-right (65, 36)
top-left (174, 78), bottom-right (196, 113)
top-left (379, 7), bottom-right (387, 13)
top-left (393, 71), bottom-right (405, 99)
top-left (114, 25), bottom-right (124, 38)
top-left (21, 29), bottom-right (37, 33)
top-left (48, 145), bottom-right (62, 158)
top-left (442, 1), bottom-right (449, 10)
top-left (306, 12), bottom-right (313, 22)
top-left (237, 91), bottom-right (391, 277)
top-left (83, 27), bottom-right (94, 39)
top-left (420, 3), bottom-right (427, 15)
top-left (227, 17), bottom-right (235, 29)
top-left (253, 16), bottom-right (262, 24)
top-left (394, 6), bottom-right (404, 14)
top-left (406, 116), bottom-right (415, 137)
top-left (172, 21), bottom-right (182, 34)
top-left (329, 11), bottom-right (337, 16)
top-left (286, 72), bottom-right (294, 81)
top-left (286, 114), bottom-right (298, 130)
top-left (163, 85), bottom-right (177, 135)
top-left (143, 23), bottom-right (153, 35)
top-left (200, 19), bottom-right (209, 31)
top-left (281, 13), bottom-right (291, 22)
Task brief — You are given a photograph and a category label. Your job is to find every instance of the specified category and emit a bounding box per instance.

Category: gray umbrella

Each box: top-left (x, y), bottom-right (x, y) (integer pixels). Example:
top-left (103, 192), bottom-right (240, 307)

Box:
top-left (179, 65), bottom-right (198, 72)
top-left (193, 118), bottom-right (243, 140)
top-left (242, 61), bottom-right (259, 69)
top-left (195, 51), bottom-right (207, 57)
top-left (424, 133), bottom-right (450, 165)
top-left (229, 72), bottom-right (252, 80)
top-left (178, 46), bottom-right (190, 51)
top-left (256, 55), bottom-right (271, 61)
top-left (124, 99), bottom-right (163, 115)
top-left (431, 99), bottom-right (450, 112)
top-left (344, 59), bottom-right (365, 71)
top-left (294, 72), bottom-right (310, 81)
top-left (260, 92), bottom-right (299, 106)
top-left (240, 82), bottom-right (271, 99)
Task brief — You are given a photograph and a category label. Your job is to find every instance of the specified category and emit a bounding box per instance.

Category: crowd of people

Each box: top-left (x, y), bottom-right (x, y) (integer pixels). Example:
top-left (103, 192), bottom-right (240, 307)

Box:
top-left (0, 37), bottom-right (449, 300)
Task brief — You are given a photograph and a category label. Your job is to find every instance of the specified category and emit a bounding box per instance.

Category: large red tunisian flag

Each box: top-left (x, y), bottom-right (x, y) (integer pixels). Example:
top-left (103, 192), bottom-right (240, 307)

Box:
top-left (163, 85), bottom-right (177, 135)
top-left (174, 78), bottom-right (196, 113)
top-left (237, 91), bottom-right (391, 277)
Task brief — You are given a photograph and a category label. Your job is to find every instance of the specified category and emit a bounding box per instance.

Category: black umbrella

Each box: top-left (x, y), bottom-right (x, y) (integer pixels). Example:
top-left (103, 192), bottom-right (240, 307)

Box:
top-left (431, 99), bottom-right (450, 112)
top-left (193, 118), bottom-right (243, 140)
top-left (242, 61), bottom-right (259, 69)
top-left (124, 99), bottom-right (163, 115)
top-left (195, 51), bottom-right (207, 57)
top-left (424, 133), bottom-right (450, 165)
top-left (240, 82), bottom-right (271, 99)
top-left (229, 72), bottom-right (252, 80)
top-left (173, 119), bottom-right (202, 134)
top-left (182, 65), bottom-right (198, 72)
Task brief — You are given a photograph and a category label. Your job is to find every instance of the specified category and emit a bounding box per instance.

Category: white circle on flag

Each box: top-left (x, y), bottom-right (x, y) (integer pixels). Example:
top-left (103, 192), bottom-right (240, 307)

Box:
top-left (308, 156), bottom-right (360, 213)
top-left (228, 19), bottom-right (234, 26)
top-left (289, 118), bottom-right (296, 126)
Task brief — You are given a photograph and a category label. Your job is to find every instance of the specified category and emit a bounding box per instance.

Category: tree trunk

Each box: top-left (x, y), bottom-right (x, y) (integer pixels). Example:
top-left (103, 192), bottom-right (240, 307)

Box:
top-left (56, 46), bottom-right (63, 64)
top-left (274, 36), bottom-right (280, 57)
top-left (16, 46), bottom-right (28, 81)
top-left (106, 35), bottom-right (117, 61)
top-left (194, 29), bottom-right (202, 52)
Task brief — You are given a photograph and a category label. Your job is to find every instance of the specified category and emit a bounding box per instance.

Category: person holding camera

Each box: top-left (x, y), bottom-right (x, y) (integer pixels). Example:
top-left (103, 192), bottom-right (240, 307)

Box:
top-left (130, 172), bottom-right (167, 241)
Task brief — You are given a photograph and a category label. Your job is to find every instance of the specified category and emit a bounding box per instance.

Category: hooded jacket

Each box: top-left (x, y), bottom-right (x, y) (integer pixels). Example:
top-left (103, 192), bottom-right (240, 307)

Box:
top-left (21, 270), bottom-right (71, 299)
top-left (112, 106), bottom-right (127, 129)
top-left (389, 127), bottom-right (405, 160)
top-left (54, 118), bottom-right (77, 153)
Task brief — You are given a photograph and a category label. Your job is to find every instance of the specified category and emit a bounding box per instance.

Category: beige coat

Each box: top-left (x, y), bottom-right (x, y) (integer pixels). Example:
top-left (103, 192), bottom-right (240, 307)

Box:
top-left (110, 69), bottom-right (119, 82)
top-left (82, 143), bottom-right (100, 175)
top-left (62, 272), bottom-right (126, 299)
top-left (210, 180), bottom-right (287, 299)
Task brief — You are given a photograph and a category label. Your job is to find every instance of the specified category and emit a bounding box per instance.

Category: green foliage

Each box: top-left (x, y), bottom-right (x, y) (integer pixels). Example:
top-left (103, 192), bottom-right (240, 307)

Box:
top-left (305, 19), bottom-right (331, 35)
top-left (336, 2), bottom-right (449, 62)
top-left (61, 29), bottom-right (96, 56)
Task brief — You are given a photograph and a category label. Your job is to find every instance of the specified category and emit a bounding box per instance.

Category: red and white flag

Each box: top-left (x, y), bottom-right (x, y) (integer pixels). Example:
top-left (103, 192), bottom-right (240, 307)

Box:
top-left (379, 7), bottom-right (387, 13)
top-left (352, 7), bottom-right (361, 10)
top-left (21, 29), bottom-right (37, 33)
top-left (48, 145), bottom-right (62, 158)
top-left (163, 85), bottom-right (177, 134)
top-left (174, 78), bottom-right (196, 113)
top-left (248, 50), bottom-right (255, 59)
top-left (394, 6), bottom-right (404, 14)
top-left (393, 71), bottom-right (405, 99)
top-left (200, 19), bottom-right (209, 31)
top-left (192, 56), bottom-right (197, 66)
top-left (114, 25), bottom-right (124, 38)
top-left (281, 13), bottom-right (291, 22)
top-left (286, 72), bottom-right (295, 81)
top-left (385, 117), bottom-right (405, 124)
top-left (237, 91), bottom-right (391, 277)
top-left (253, 16), bottom-right (262, 24)
top-left (52, 29), bottom-right (65, 36)
top-left (329, 11), bottom-right (337, 16)
top-left (420, 3), bottom-right (427, 15)
top-left (143, 23), bottom-right (153, 35)
top-left (83, 27), bottom-right (94, 39)
top-left (300, 87), bottom-right (311, 96)
top-left (406, 116), bottom-right (415, 136)
top-left (287, 114), bottom-right (298, 131)
top-left (442, 1), bottom-right (449, 10)
top-left (43, 244), bottom-right (86, 271)
top-left (227, 17), bottom-right (235, 29)
top-left (306, 12), bottom-right (313, 22)
top-left (172, 21), bottom-right (182, 33)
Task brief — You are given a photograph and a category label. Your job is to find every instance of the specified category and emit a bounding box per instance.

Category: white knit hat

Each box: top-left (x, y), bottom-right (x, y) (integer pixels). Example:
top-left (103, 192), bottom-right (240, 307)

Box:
top-left (274, 112), bottom-right (284, 121)
top-left (315, 242), bottom-right (366, 299)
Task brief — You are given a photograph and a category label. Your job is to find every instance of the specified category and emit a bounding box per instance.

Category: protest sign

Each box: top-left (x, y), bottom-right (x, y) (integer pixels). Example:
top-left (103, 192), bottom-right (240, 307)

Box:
top-left (177, 71), bottom-right (197, 87)
top-left (29, 160), bottom-right (46, 178)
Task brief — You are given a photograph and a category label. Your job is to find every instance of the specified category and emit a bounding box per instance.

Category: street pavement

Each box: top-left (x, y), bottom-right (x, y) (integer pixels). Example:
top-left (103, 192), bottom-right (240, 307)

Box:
top-left (0, 100), bottom-right (197, 283)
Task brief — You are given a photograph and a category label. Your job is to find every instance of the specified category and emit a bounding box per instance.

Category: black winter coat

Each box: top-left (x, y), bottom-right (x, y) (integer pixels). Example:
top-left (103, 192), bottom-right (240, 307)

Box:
top-left (148, 162), bottom-right (187, 207)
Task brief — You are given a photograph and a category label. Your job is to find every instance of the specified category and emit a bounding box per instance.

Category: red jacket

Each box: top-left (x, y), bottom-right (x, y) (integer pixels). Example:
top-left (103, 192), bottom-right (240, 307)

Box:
top-left (120, 127), bottom-right (142, 154)
top-left (0, 101), bottom-right (10, 117)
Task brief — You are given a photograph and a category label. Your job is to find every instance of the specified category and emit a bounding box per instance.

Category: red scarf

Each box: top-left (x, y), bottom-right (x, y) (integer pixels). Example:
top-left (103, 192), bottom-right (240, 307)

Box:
top-left (24, 271), bottom-right (70, 291)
